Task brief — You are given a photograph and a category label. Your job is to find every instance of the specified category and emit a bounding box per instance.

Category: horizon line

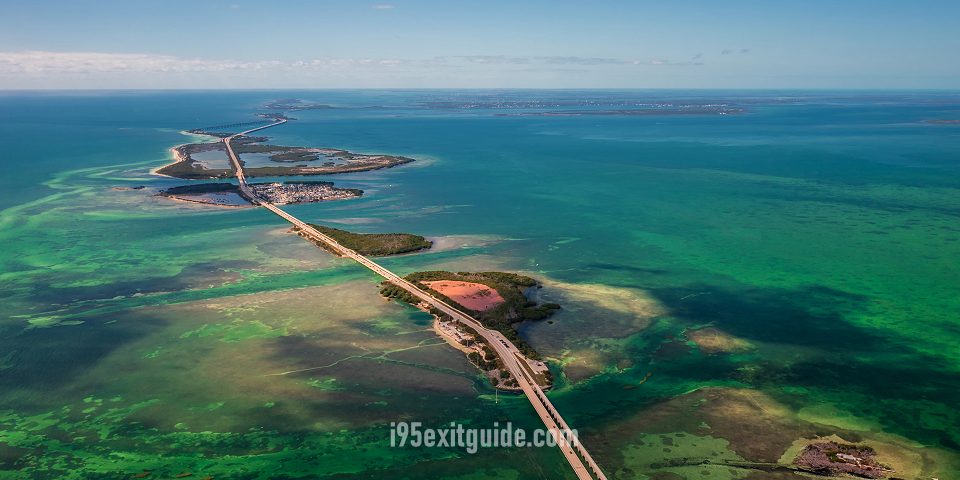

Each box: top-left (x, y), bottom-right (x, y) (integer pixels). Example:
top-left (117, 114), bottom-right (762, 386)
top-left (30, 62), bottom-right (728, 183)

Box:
top-left (2, 87), bottom-right (959, 93)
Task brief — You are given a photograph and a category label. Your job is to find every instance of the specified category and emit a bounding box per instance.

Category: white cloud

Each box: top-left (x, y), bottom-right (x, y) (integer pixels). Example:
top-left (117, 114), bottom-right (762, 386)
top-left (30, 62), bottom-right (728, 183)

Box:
top-left (632, 58), bottom-right (704, 67)
top-left (441, 55), bottom-right (699, 67)
top-left (0, 51), bottom-right (261, 74)
top-left (372, 4), bottom-right (394, 9)
top-left (0, 51), bottom-right (415, 76)
top-left (0, 50), bottom-right (712, 88)
top-left (0, 51), bottom-right (707, 78)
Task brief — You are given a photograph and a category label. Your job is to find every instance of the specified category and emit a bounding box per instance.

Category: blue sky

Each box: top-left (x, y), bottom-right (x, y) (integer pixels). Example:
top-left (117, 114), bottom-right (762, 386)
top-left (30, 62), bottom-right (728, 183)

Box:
top-left (1, 0), bottom-right (958, 89)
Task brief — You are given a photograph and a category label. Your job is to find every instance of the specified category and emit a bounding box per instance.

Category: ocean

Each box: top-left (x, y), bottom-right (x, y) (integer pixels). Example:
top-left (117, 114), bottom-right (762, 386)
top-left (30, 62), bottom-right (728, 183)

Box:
top-left (1, 90), bottom-right (958, 479)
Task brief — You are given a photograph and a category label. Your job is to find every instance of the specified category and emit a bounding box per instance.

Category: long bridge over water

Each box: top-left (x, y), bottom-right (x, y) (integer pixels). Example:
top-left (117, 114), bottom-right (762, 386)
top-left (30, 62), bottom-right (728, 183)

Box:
top-left (222, 119), bottom-right (608, 480)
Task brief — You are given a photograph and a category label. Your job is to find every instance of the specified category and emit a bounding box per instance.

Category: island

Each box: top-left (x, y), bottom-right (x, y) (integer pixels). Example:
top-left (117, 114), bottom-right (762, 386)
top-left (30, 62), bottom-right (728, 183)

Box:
top-left (159, 181), bottom-right (361, 207)
top-left (250, 182), bottom-right (362, 205)
top-left (293, 223), bottom-right (432, 256)
top-left (157, 133), bottom-right (414, 180)
top-left (494, 105), bottom-right (743, 117)
top-left (794, 441), bottom-right (892, 478)
top-left (264, 98), bottom-right (336, 111)
top-left (380, 271), bottom-right (559, 389)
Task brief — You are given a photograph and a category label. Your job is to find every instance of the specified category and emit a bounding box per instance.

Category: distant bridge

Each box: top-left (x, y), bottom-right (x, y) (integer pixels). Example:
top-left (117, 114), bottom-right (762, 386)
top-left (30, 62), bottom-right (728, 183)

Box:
top-left (194, 119), bottom-right (270, 132)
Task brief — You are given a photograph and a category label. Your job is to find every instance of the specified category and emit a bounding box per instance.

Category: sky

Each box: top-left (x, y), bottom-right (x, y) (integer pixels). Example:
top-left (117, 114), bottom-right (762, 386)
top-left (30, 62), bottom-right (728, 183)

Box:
top-left (0, 0), bottom-right (958, 89)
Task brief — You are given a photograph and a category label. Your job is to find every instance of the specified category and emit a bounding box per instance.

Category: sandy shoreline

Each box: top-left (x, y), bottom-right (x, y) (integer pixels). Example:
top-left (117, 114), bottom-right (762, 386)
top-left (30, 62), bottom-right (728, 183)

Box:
top-left (158, 193), bottom-right (250, 209)
top-left (149, 145), bottom-right (186, 178)
top-left (151, 130), bottom-right (224, 178)
top-left (432, 318), bottom-right (476, 355)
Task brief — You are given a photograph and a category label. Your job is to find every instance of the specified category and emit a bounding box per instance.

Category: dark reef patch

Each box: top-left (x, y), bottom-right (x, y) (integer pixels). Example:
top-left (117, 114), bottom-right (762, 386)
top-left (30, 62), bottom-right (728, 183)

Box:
top-left (648, 283), bottom-right (877, 351)
top-left (0, 311), bottom-right (168, 395)
top-left (635, 282), bottom-right (960, 449)
top-left (20, 261), bottom-right (256, 307)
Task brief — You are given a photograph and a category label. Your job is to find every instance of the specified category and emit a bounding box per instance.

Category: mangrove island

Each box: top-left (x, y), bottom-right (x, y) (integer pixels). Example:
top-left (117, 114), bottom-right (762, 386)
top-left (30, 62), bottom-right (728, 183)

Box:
top-left (293, 223), bottom-right (433, 257)
top-left (380, 271), bottom-right (559, 389)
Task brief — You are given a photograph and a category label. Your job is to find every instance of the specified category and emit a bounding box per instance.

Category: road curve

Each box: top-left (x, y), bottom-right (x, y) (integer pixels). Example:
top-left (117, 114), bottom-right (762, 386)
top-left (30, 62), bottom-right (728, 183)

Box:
top-left (223, 121), bottom-right (608, 480)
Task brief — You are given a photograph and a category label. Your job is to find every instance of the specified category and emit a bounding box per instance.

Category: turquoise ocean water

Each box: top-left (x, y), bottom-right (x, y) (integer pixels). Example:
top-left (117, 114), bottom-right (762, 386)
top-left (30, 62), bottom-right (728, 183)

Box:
top-left (1, 90), bottom-right (959, 478)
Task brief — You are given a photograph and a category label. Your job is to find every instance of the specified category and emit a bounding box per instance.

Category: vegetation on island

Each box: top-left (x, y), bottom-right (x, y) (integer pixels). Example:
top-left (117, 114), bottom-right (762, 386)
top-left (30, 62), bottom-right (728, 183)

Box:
top-left (241, 157), bottom-right (414, 178)
top-left (299, 223), bottom-right (432, 256)
top-left (159, 183), bottom-right (239, 195)
top-left (379, 283), bottom-right (423, 305)
top-left (380, 271), bottom-right (561, 359)
top-left (158, 133), bottom-right (415, 180)
top-left (157, 143), bottom-right (229, 179)
top-left (269, 150), bottom-right (322, 162)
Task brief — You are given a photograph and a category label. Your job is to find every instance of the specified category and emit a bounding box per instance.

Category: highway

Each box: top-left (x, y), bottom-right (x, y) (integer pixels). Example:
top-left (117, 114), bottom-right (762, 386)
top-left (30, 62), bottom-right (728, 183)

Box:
top-left (223, 122), bottom-right (608, 480)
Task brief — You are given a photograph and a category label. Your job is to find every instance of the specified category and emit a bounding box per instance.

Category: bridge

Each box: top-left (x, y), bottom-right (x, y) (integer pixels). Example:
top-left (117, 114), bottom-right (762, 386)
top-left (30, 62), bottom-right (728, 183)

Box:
top-left (222, 121), bottom-right (608, 480)
top-left (194, 119), bottom-right (271, 132)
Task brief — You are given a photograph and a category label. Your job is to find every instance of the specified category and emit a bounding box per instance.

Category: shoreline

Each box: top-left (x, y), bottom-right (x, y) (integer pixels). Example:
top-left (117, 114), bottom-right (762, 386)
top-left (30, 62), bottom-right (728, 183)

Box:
top-left (157, 193), bottom-right (251, 209)
top-left (157, 181), bottom-right (362, 208)
top-left (152, 130), bottom-right (225, 178)
top-left (431, 317), bottom-right (476, 356)
top-left (422, 304), bottom-right (524, 392)
top-left (158, 129), bottom-right (414, 180)
top-left (149, 145), bottom-right (190, 178)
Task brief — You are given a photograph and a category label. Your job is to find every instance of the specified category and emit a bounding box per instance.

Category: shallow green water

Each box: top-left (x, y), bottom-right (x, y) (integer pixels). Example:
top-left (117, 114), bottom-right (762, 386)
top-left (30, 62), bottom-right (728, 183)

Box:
top-left (1, 90), bottom-right (959, 478)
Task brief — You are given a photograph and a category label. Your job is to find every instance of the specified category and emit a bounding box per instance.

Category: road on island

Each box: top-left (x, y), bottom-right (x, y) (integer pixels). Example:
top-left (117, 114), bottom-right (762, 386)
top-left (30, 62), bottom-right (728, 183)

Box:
top-left (223, 122), bottom-right (608, 480)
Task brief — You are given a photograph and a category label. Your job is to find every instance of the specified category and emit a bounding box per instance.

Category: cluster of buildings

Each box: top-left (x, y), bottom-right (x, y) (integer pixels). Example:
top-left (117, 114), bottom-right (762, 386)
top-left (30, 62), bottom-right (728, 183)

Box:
top-left (437, 320), bottom-right (476, 347)
top-left (250, 182), bottom-right (360, 205)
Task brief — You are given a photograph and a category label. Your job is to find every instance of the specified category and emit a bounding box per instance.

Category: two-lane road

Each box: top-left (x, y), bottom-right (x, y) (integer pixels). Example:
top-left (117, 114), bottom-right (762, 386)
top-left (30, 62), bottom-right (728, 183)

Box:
top-left (223, 118), bottom-right (287, 201)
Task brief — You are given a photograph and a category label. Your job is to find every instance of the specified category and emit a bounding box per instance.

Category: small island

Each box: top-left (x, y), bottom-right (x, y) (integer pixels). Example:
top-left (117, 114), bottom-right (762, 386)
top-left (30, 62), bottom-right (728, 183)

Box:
top-left (794, 441), bottom-right (892, 478)
top-left (380, 271), bottom-right (559, 389)
top-left (159, 181), bottom-right (361, 207)
top-left (293, 223), bottom-right (432, 256)
top-left (494, 105), bottom-right (744, 117)
top-left (264, 98), bottom-right (336, 111)
top-left (251, 182), bottom-right (362, 205)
